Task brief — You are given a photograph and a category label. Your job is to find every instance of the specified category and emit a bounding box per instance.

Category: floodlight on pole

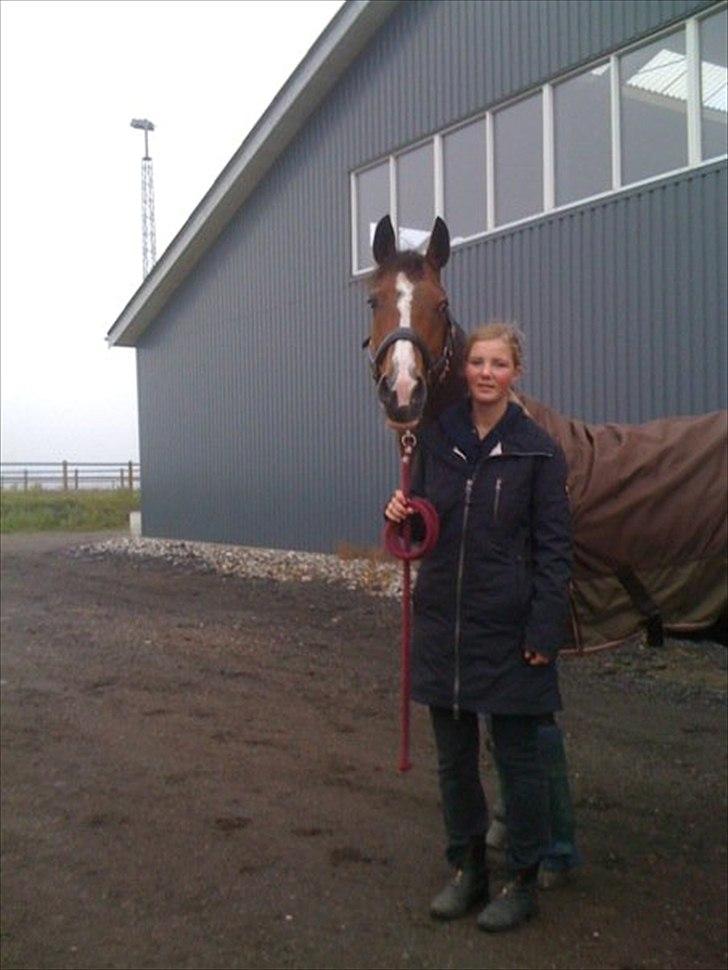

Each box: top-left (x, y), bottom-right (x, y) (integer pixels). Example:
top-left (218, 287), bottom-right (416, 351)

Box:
top-left (131, 118), bottom-right (157, 279)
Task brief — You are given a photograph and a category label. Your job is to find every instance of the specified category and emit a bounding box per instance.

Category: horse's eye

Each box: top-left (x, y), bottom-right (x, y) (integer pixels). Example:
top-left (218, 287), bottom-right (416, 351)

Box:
top-left (367, 296), bottom-right (378, 310)
top-left (438, 300), bottom-right (449, 314)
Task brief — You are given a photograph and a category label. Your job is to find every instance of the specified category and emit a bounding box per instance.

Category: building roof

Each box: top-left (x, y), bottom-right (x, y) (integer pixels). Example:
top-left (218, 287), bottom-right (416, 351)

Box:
top-left (107, 0), bottom-right (399, 347)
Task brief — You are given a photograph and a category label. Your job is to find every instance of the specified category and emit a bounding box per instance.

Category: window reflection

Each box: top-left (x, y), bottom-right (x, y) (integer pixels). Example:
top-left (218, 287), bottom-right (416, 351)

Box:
top-left (355, 162), bottom-right (389, 271)
top-left (493, 93), bottom-right (542, 226)
top-left (700, 8), bottom-right (728, 160)
top-left (620, 29), bottom-right (688, 185)
top-left (554, 63), bottom-right (612, 205)
top-left (443, 120), bottom-right (488, 242)
top-left (396, 142), bottom-right (434, 250)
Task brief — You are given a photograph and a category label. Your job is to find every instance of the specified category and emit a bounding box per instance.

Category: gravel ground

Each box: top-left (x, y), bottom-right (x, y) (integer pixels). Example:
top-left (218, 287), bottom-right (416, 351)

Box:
top-left (2, 530), bottom-right (726, 970)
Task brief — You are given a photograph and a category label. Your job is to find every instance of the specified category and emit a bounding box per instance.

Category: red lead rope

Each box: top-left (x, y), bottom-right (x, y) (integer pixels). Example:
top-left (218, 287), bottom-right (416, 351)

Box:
top-left (383, 431), bottom-right (440, 772)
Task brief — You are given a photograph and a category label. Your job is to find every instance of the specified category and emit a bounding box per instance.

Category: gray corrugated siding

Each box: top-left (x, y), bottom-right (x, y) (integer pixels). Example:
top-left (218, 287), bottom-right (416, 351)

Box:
top-left (136, 0), bottom-right (727, 551)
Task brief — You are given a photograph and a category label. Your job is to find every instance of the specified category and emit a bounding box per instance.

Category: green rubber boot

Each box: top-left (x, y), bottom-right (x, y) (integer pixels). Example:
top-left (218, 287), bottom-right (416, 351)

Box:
top-left (430, 837), bottom-right (489, 920)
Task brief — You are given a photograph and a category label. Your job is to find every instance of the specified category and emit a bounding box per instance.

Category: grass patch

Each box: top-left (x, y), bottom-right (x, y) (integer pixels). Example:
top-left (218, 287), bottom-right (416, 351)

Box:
top-left (1, 489), bottom-right (140, 533)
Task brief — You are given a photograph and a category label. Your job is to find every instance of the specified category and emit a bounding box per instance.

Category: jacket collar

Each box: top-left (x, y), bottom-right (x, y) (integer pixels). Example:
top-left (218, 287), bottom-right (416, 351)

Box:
top-left (424, 398), bottom-right (555, 468)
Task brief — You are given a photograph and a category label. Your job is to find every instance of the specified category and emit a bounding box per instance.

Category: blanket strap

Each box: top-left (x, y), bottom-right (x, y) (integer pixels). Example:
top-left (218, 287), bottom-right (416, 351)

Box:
top-left (615, 566), bottom-right (664, 647)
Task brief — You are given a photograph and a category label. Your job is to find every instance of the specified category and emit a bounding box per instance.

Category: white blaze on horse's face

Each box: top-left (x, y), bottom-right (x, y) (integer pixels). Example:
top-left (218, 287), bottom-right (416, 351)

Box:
top-left (391, 272), bottom-right (418, 408)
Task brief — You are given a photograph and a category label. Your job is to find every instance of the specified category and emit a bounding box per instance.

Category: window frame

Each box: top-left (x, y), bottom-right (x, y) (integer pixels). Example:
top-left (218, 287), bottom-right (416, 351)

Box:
top-left (618, 25), bottom-right (691, 187)
top-left (491, 87), bottom-right (546, 227)
top-left (697, 4), bottom-right (728, 162)
top-left (439, 114), bottom-right (489, 242)
top-left (350, 157), bottom-right (391, 275)
top-left (393, 137), bottom-right (437, 251)
top-left (552, 59), bottom-right (613, 206)
top-left (350, 2), bottom-right (727, 277)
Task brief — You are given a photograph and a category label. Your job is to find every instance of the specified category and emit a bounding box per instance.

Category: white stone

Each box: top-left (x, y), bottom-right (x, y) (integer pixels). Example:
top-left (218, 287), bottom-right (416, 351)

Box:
top-left (129, 511), bottom-right (142, 537)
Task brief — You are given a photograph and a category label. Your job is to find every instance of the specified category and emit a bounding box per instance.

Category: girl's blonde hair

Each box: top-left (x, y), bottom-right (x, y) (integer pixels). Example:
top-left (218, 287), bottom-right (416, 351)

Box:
top-left (465, 323), bottom-right (526, 370)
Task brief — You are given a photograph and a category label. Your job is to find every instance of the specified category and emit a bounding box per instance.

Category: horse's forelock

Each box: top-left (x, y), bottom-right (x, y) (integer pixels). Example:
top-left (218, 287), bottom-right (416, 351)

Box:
top-left (372, 251), bottom-right (426, 285)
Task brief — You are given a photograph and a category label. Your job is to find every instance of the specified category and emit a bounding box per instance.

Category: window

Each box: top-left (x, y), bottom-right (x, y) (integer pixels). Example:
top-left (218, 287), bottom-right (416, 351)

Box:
top-left (396, 142), bottom-right (434, 250)
top-left (443, 119), bottom-right (488, 242)
top-left (351, 6), bottom-right (727, 274)
top-left (620, 29), bottom-right (688, 185)
top-left (354, 161), bottom-right (389, 272)
top-left (554, 63), bottom-right (612, 205)
top-left (700, 7), bottom-right (728, 160)
top-left (493, 93), bottom-right (542, 226)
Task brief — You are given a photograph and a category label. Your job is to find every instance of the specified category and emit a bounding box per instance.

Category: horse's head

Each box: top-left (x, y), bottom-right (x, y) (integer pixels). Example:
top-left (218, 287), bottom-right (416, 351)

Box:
top-left (365, 215), bottom-right (454, 430)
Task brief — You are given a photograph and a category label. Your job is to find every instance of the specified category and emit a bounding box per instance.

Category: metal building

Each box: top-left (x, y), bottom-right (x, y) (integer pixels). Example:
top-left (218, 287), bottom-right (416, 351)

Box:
top-left (107, 0), bottom-right (728, 552)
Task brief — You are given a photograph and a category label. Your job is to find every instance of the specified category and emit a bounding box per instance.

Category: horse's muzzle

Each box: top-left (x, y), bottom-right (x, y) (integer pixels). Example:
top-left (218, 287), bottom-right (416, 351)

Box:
top-left (377, 374), bottom-right (427, 427)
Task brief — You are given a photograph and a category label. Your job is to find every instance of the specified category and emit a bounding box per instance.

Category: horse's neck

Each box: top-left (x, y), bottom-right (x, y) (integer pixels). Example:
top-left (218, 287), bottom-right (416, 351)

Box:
top-left (422, 322), bottom-right (467, 426)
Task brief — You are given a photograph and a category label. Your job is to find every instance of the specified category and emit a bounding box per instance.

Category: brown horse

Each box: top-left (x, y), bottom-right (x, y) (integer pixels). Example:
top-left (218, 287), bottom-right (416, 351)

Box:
top-left (365, 215), bottom-right (727, 651)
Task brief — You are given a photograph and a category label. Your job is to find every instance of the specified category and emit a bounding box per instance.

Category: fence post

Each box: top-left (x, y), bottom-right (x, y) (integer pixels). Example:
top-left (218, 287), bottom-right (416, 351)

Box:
top-left (128, 460), bottom-right (134, 491)
top-left (120, 467), bottom-right (125, 489)
top-left (62, 460), bottom-right (68, 491)
top-left (23, 469), bottom-right (28, 491)
top-left (74, 468), bottom-right (79, 490)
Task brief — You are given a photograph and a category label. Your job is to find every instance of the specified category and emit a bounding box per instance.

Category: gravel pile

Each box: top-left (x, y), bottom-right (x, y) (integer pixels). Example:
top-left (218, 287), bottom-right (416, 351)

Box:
top-left (71, 536), bottom-right (406, 598)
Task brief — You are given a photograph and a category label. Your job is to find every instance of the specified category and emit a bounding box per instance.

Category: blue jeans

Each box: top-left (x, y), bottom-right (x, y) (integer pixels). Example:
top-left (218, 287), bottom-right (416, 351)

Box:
top-left (429, 706), bottom-right (549, 873)
top-left (537, 721), bottom-right (582, 872)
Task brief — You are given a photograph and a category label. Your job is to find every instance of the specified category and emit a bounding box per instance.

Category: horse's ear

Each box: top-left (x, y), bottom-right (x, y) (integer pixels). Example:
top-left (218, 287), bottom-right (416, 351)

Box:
top-left (372, 215), bottom-right (396, 265)
top-left (426, 217), bottom-right (450, 271)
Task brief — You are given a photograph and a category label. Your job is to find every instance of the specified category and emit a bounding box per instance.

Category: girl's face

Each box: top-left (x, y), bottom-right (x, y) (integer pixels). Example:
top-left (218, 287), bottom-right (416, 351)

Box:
top-left (465, 339), bottom-right (521, 406)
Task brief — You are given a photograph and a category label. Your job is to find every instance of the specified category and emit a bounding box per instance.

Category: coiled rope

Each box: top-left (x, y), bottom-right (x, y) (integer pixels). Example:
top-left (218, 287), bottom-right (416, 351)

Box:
top-left (382, 431), bottom-right (440, 772)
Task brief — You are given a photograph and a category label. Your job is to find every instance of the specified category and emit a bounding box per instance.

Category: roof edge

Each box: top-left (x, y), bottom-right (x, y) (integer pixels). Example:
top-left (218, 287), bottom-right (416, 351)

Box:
top-left (107, 0), bottom-right (400, 347)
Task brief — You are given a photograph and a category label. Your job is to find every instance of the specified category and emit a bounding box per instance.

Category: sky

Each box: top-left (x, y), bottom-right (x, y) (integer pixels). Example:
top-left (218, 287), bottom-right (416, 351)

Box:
top-left (0, 0), bottom-right (345, 462)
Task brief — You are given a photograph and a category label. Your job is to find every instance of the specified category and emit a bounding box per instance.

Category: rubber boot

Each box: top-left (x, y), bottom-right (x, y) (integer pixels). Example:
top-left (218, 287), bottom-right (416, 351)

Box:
top-left (430, 836), bottom-right (489, 920)
top-left (477, 869), bottom-right (538, 932)
top-left (537, 723), bottom-right (581, 888)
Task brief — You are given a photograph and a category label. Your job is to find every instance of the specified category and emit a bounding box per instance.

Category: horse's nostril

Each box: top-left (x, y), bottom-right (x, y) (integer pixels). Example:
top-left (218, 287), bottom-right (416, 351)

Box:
top-left (412, 378), bottom-right (426, 407)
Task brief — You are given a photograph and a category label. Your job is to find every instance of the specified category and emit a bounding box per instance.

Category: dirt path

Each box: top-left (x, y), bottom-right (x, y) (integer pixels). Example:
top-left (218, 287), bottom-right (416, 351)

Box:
top-left (1, 531), bottom-right (726, 970)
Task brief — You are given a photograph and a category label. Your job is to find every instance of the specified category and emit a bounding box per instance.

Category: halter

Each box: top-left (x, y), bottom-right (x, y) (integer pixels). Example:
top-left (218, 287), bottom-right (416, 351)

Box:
top-left (363, 307), bottom-right (457, 387)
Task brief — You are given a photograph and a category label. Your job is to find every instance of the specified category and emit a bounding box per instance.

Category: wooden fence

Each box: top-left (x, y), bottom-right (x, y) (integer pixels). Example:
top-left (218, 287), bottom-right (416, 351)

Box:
top-left (0, 462), bottom-right (141, 491)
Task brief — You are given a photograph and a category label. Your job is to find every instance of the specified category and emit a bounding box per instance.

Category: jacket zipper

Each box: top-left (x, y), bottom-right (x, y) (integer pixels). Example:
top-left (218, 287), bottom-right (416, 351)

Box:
top-left (449, 449), bottom-right (551, 718)
top-left (452, 477), bottom-right (474, 719)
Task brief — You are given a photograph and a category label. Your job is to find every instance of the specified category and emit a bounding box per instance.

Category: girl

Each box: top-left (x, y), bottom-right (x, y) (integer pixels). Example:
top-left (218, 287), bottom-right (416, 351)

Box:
top-left (385, 323), bottom-right (573, 931)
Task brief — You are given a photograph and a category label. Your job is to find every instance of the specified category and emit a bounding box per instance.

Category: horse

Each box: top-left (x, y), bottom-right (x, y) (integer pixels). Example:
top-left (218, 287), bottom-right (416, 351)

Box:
top-left (364, 214), bottom-right (727, 652)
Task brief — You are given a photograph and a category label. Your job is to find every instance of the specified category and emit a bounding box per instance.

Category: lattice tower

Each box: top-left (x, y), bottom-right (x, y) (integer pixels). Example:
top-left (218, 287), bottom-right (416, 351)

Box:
top-left (131, 119), bottom-right (157, 279)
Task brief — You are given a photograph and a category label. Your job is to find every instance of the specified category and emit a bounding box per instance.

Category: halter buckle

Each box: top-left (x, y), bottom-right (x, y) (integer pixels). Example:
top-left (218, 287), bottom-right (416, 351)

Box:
top-left (400, 430), bottom-right (417, 454)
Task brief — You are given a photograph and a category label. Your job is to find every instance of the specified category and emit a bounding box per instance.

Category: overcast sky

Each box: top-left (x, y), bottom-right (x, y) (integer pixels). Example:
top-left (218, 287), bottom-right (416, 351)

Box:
top-left (0, 0), bottom-right (345, 462)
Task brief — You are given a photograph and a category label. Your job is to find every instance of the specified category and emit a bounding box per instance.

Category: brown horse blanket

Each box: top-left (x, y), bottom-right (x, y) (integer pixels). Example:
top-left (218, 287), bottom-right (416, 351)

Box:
top-left (518, 395), bottom-right (727, 651)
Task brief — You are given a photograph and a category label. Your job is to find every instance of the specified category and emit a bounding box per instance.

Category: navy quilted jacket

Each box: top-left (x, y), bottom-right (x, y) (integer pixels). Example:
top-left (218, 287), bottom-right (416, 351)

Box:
top-left (410, 399), bottom-right (572, 716)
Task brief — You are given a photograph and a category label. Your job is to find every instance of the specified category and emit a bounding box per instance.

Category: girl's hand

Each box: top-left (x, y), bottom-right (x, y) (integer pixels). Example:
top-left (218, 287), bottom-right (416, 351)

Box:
top-left (384, 489), bottom-right (411, 523)
top-left (523, 649), bottom-right (550, 666)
